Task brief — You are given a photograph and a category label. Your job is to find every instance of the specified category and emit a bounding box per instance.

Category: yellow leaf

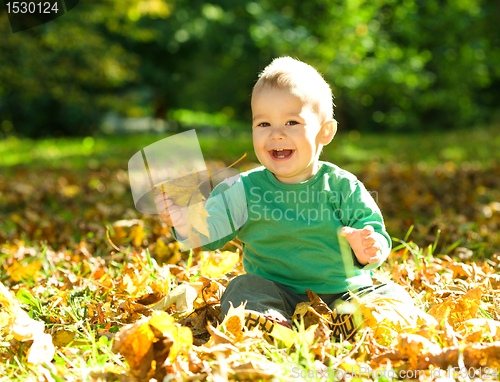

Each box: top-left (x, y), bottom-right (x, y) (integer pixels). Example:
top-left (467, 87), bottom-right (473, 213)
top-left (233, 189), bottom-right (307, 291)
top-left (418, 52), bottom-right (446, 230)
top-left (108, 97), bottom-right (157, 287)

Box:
top-left (119, 268), bottom-right (152, 297)
top-left (51, 327), bottom-right (76, 347)
top-left (0, 282), bottom-right (54, 365)
top-left (148, 312), bottom-right (193, 361)
top-left (458, 318), bottom-right (500, 339)
top-left (153, 171), bottom-right (203, 207)
top-left (428, 285), bottom-right (484, 328)
top-left (130, 224), bottom-right (146, 247)
top-left (268, 322), bottom-right (298, 347)
top-left (6, 261), bottom-right (42, 282)
top-left (113, 317), bottom-right (156, 379)
top-left (340, 359), bottom-right (372, 377)
top-left (356, 294), bottom-right (437, 345)
top-left (61, 184), bottom-right (80, 198)
top-left (201, 251), bottom-right (239, 278)
top-left (188, 199), bottom-right (210, 238)
top-left (111, 219), bottom-right (144, 247)
top-left (113, 312), bottom-right (193, 380)
top-left (153, 239), bottom-right (181, 265)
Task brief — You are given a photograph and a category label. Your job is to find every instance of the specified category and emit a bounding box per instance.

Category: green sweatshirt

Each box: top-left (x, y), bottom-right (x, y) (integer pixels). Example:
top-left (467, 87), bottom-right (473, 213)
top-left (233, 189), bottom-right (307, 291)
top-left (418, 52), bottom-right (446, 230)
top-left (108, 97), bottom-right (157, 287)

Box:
top-left (176, 161), bottom-right (391, 294)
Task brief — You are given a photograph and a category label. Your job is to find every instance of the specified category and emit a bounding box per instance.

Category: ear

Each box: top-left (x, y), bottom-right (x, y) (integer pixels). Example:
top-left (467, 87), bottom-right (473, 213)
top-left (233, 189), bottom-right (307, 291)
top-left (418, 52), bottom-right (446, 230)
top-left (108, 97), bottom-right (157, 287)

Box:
top-left (318, 119), bottom-right (337, 145)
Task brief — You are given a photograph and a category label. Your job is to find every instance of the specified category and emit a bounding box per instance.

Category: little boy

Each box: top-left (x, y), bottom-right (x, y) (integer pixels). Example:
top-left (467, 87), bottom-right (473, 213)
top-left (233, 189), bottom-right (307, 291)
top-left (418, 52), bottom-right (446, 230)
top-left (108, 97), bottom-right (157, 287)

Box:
top-left (155, 57), bottom-right (412, 338)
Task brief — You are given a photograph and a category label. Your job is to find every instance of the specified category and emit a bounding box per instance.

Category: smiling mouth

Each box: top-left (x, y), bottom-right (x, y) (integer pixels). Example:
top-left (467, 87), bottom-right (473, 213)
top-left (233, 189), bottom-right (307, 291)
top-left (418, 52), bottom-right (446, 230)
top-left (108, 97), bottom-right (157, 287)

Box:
top-left (269, 149), bottom-right (294, 159)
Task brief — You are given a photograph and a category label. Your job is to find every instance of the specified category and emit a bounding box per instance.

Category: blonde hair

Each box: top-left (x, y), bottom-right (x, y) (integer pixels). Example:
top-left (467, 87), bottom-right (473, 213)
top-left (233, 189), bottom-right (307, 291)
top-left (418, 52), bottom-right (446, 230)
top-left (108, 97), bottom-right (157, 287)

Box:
top-left (252, 57), bottom-right (334, 124)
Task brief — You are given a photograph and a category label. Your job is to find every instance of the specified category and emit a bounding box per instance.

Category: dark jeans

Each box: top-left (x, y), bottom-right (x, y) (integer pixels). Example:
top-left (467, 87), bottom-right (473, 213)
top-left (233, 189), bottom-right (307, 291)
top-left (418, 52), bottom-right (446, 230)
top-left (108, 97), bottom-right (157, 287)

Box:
top-left (221, 273), bottom-right (414, 325)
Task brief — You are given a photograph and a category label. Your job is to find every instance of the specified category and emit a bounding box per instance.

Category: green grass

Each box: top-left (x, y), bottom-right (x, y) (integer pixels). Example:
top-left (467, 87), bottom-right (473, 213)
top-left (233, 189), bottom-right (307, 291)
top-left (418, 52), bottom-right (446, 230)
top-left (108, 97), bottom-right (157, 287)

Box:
top-left (1, 124), bottom-right (499, 172)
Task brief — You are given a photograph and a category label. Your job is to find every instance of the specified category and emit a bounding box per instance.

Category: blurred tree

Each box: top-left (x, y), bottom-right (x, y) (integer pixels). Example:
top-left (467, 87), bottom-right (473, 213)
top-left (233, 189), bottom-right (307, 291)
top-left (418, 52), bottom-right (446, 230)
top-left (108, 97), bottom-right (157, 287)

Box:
top-left (248, 0), bottom-right (500, 131)
top-left (0, 0), bottom-right (499, 137)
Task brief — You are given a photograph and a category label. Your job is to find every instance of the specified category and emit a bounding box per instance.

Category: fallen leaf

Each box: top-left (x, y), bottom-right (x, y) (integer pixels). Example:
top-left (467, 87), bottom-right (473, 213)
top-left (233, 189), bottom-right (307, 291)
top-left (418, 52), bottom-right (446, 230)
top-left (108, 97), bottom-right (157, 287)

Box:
top-left (428, 285), bottom-right (484, 327)
top-left (201, 251), bottom-right (239, 279)
top-left (153, 171), bottom-right (202, 207)
top-left (397, 333), bottom-right (441, 369)
top-left (458, 318), bottom-right (500, 340)
top-left (5, 261), bottom-right (42, 282)
top-left (113, 312), bottom-right (192, 381)
top-left (112, 317), bottom-right (156, 380)
top-left (150, 283), bottom-right (198, 314)
top-left (0, 282), bottom-right (55, 365)
top-left (149, 313), bottom-right (193, 361)
top-left (356, 294), bottom-right (438, 345)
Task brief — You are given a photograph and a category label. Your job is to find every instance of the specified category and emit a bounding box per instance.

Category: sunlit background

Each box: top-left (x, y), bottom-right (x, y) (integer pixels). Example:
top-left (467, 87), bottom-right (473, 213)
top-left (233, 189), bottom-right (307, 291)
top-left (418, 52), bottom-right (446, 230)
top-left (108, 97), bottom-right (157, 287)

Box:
top-left (1, 0), bottom-right (499, 138)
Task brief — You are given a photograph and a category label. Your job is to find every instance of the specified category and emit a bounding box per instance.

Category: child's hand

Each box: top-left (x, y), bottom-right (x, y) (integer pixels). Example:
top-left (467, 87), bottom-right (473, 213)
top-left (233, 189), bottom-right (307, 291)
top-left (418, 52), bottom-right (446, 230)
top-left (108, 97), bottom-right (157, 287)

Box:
top-left (340, 225), bottom-right (381, 265)
top-left (154, 193), bottom-right (188, 239)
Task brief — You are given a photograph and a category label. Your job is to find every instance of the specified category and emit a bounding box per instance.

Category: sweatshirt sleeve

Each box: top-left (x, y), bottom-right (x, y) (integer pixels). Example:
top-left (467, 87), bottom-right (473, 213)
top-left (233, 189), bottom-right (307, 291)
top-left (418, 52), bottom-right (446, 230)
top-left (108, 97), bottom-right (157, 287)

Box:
top-left (171, 175), bottom-right (247, 251)
top-left (338, 179), bottom-right (391, 270)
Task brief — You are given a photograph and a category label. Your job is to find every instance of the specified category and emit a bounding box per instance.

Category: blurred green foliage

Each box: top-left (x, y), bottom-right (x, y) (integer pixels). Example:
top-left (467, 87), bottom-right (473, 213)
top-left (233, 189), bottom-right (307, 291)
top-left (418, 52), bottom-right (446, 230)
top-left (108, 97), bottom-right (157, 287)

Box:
top-left (0, 0), bottom-right (499, 137)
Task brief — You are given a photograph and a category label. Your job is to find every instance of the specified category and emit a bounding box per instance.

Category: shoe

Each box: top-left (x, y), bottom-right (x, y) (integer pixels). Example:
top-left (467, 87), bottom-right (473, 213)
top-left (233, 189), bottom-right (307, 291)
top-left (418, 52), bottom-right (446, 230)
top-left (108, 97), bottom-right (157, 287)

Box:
top-left (328, 310), bottom-right (356, 341)
top-left (244, 311), bottom-right (292, 333)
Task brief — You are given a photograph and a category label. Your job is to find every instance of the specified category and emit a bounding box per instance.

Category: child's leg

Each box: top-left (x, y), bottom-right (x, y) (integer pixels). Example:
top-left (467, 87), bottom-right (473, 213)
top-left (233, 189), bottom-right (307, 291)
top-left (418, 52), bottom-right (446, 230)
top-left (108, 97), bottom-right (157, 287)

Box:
top-left (345, 282), bottom-right (414, 305)
top-left (221, 274), bottom-right (306, 325)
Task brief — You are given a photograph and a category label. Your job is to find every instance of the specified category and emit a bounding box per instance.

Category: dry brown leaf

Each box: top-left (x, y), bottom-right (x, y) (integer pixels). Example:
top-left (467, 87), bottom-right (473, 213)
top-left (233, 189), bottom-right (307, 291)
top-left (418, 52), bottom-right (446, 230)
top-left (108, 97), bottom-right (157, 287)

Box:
top-left (412, 341), bottom-right (500, 370)
top-left (397, 333), bottom-right (441, 369)
top-left (231, 358), bottom-right (280, 379)
top-left (113, 317), bottom-right (156, 380)
top-left (113, 312), bottom-right (192, 380)
top-left (306, 288), bottom-right (332, 315)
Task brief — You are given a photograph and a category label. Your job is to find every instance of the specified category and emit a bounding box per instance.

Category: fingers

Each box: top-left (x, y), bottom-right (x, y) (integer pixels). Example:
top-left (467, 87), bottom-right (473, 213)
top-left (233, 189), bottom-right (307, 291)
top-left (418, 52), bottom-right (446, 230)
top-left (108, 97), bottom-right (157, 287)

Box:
top-left (167, 207), bottom-right (185, 226)
top-left (362, 237), bottom-right (376, 247)
top-left (155, 195), bottom-right (174, 212)
top-left (360, 225), bottom-right (374, 238)
top-left (154, 193), bottom-right (179, 226)
top-left (154, 193), bottom-right (170, 204)
top-left (364, 243), bottom-right (381, 255)
top-left (340, 226), bottom-right (356, 237)
top-left (342, 225), bottom-right (374, 238)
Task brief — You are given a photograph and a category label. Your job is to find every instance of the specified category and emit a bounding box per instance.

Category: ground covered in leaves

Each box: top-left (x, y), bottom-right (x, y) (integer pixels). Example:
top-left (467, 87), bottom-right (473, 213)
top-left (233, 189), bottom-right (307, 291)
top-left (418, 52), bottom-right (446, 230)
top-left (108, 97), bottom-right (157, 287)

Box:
top-left (1, 131), bottom-right (500, 381)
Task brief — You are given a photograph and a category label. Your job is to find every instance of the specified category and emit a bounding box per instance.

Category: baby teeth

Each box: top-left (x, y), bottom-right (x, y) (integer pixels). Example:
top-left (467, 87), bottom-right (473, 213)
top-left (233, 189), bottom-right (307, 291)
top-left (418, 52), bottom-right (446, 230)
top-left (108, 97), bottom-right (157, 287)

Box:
top-left (274, 149), bottom-right (287, 158)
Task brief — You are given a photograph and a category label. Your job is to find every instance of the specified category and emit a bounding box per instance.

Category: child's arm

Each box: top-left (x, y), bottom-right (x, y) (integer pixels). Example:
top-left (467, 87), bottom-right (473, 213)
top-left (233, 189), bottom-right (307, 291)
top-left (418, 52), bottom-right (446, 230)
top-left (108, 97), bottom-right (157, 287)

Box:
top-left (337, 178), bottom-right (391, 270)
top-left (154, 175), bottom-right (246, 249)
top-left (340, 225), bottom-right (384, 265)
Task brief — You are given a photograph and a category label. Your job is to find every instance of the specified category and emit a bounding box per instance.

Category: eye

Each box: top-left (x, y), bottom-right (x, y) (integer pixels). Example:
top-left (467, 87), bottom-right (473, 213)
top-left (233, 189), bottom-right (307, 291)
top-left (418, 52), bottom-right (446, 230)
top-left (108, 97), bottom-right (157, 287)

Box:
top-left (286, 120), bottom-right (299, 126)
top-left (256, 122), bottom-right (270, 127)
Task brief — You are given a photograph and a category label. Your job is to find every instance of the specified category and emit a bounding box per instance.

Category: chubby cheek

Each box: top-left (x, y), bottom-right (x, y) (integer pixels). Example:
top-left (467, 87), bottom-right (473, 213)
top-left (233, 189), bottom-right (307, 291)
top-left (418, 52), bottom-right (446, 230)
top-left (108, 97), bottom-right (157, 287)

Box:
top-left (252, 135), bottom-right (267, 159)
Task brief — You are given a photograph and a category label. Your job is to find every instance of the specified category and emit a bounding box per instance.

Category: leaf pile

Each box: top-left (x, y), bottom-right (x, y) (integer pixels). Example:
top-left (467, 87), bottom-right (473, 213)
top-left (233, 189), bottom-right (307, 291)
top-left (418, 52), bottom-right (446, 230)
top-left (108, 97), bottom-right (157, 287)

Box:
top-left (0, 158), bottom-right (499, 381)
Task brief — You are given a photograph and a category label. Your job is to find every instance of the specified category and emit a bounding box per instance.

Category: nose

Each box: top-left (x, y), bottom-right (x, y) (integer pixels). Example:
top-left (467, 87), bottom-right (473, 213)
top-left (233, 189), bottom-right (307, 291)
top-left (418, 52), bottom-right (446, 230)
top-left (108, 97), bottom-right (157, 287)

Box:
top-left (269, 125), bottom-right (286, 141)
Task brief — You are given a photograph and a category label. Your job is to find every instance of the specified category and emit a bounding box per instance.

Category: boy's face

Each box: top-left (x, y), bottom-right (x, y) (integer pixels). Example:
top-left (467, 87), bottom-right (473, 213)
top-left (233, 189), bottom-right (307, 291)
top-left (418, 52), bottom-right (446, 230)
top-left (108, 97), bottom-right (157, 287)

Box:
top-left (251, 86), bottom-right (335, 184)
